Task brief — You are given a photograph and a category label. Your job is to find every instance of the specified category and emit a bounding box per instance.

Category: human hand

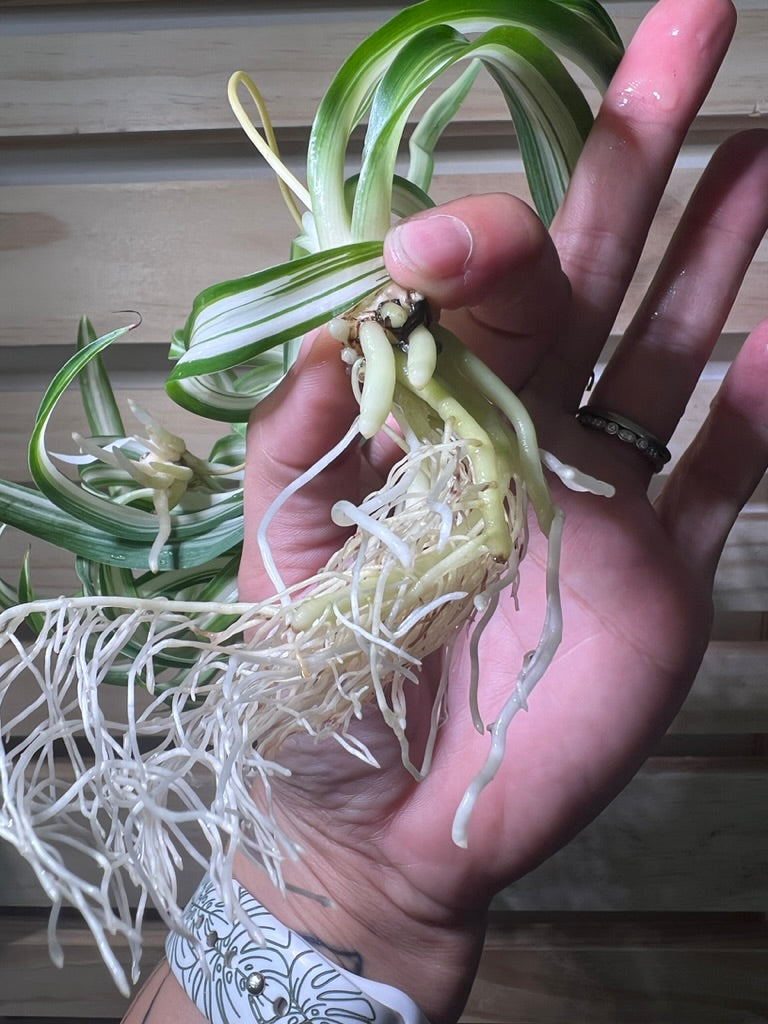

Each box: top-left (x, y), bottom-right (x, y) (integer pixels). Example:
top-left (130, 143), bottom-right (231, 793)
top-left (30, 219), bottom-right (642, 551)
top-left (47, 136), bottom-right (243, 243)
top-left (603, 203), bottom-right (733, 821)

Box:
top-left (128, 2), bottom-right (768, 1022)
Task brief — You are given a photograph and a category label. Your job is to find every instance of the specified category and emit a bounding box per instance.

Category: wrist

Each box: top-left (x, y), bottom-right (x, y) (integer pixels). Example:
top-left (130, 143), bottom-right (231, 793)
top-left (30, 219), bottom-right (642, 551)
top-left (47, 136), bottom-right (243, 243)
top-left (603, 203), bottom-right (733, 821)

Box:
top-left (233, 834), bottom-right (486, 1024)
top-left (168, 874), bottom-right (433, 1024)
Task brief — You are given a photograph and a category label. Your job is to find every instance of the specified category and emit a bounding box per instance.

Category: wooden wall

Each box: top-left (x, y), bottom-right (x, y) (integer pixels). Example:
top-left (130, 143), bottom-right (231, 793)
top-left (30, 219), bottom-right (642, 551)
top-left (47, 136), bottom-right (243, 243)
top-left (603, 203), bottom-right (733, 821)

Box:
top-left (1, 2), bottom-right (767, 1021)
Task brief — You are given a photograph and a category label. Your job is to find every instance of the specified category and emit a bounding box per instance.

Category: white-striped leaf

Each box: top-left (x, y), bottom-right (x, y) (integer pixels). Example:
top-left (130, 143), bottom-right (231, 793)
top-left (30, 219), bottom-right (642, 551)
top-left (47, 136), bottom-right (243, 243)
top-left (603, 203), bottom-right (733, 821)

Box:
top-left (169, 242), bottom-right (387, 382)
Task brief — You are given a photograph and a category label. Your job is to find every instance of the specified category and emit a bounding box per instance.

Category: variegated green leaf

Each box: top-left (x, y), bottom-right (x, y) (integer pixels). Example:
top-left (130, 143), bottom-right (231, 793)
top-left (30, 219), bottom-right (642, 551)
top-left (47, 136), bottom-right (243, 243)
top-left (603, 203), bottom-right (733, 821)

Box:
top-left (352, 22), bottom-right (592, 236)
top-left (406, 62), bottom-right (481, 193)
top-left (169, 242), bottom-right (387, 382)
top-left (308, 0), bottom-right (623, 245)
top-left (77, 316), bottom-right (126, 437)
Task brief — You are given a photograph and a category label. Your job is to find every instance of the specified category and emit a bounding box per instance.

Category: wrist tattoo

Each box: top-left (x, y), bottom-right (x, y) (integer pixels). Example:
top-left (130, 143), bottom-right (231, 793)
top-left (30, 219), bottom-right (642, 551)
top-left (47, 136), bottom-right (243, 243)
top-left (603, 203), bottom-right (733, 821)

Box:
top-left (298, 931), bottom-right (364, 977)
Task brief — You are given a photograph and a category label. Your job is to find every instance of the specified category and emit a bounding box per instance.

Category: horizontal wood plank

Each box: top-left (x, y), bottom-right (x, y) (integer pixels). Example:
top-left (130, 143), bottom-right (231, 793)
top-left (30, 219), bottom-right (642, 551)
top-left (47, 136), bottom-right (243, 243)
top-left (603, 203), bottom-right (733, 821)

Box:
top-left (2, 622), bottom-right (767, 742)
top-left (468, 912), bottom-right (768, 1024)
top-left (0, 911), bottom-right (166, 1018)
top-left (496, 759), bottom-right (768, 913)
top-left (1, 4), bottom-right (766, 139)
top-left (0, 910), bottom-right (766, 1022)
top-left (1, 760), bottom-right (766, 911)
top-left (3, 495), bottom-right (767, 614)
top-left (0, 179), bottom-right (299, 351)
top-left (5, 354), bottom-right (768, 481)
top-left (2, 162), bottom-right (765, 350)
top-left (0, 386), bottom-right (234, 481)
top-left (675, 641), bottom-right (768, 731)
top-left (2, 608), bottom-right (766, 734)
top-left (4, 371), bottom-right (759, 479)
top-left (714, 508), bottom-right (768, 611)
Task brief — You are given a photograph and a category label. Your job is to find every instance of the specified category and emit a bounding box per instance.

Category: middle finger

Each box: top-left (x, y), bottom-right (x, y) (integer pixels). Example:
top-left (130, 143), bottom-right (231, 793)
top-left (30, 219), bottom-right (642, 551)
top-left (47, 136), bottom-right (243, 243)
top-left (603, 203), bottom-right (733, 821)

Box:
top-left (588, 129), bottom-right (768, 449)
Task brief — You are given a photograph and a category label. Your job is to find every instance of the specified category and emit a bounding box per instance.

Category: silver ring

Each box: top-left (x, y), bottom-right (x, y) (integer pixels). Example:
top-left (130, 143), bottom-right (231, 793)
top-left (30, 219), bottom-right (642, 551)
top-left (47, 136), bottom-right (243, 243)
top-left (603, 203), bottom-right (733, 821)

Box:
top-left (575, 406), bottom-right (671, 473)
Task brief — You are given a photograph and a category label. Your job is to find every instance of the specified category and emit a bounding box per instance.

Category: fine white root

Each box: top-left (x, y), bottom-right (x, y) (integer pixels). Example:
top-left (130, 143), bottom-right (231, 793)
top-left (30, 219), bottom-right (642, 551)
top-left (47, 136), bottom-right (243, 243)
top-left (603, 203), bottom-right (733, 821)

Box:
top-left (257, 418), bottom-right (363, 595)
top-left (451, 508), bottom-right (565, 848)
top-left (0, 422), bottom-right (536, 994)
top-left (0, 304), bottom-right (599, 996)
top-left (541, 448), bottom-right (616, 497)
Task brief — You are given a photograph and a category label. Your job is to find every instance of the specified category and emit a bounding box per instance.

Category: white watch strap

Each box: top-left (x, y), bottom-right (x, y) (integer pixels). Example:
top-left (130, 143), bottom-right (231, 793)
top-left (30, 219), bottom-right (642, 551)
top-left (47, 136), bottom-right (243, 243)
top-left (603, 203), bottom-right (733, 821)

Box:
top-left (166, 874), bottom-right (430, 1024)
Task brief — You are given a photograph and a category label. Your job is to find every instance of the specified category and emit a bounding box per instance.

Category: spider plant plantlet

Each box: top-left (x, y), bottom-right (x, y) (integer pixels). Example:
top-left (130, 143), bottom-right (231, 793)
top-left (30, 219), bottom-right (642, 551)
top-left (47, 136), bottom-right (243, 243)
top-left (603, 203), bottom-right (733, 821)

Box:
top-left (0, 0), bottom-right (622, 994)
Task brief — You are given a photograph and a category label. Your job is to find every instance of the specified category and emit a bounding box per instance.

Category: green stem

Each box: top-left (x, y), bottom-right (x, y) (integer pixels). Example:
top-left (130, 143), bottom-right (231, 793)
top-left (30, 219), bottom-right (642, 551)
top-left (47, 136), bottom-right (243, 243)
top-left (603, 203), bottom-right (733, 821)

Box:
top-left (288, 534), bottom-right (488, 634)
top-left (393, 350), bottom-right (512, 561)
top-left (435, 325), bottom-right (555, 533)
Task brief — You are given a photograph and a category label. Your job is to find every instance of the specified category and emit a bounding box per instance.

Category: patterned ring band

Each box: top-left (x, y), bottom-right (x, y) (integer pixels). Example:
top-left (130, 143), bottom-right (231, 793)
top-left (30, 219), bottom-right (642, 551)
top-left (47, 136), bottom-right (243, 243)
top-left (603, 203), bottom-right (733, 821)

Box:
top-left (575, 406), bottom-right (672, 473)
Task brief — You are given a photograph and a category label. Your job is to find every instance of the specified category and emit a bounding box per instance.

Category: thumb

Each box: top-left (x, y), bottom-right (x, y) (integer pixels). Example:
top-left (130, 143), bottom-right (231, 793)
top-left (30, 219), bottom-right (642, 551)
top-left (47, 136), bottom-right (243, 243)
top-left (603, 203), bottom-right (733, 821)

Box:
top-left (238, 330), bottom-right (362, 601)
top-left (384, 193), bottom-right (569, 387)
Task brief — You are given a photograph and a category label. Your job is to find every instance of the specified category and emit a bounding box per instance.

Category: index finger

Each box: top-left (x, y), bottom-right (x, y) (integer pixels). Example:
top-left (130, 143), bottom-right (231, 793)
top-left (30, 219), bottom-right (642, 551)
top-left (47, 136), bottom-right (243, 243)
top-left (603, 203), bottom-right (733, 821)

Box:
top-left (542, 0), bottom-right (737, 408)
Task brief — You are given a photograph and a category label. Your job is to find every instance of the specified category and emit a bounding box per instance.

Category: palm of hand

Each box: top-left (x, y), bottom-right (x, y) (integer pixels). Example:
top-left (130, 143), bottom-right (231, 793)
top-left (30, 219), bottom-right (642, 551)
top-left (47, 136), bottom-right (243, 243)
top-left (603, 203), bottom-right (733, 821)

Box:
top-left (396, 465), bottom-right (711, 900)
top-left (254, 388), bottom-right (712, 916)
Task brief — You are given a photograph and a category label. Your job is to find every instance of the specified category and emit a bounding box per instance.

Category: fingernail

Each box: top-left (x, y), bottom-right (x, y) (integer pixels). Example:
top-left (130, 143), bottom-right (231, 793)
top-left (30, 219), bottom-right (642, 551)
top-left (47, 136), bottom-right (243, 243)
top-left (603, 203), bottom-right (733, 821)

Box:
top-left (387, 214), bottom-right (473, 278)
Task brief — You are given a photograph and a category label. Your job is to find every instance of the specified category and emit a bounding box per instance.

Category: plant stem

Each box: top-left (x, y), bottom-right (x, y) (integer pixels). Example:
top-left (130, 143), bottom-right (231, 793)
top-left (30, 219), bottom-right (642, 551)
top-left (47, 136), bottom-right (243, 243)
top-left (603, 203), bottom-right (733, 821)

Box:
top-left (435, 326), bottom-right (555, 533)
top-left (393, 351), bottom-right (512, 561)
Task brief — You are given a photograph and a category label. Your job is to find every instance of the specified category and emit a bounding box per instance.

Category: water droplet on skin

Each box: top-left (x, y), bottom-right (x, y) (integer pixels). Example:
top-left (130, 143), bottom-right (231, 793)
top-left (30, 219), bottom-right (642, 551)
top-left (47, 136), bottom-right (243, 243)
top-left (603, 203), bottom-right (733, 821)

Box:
top-left (617, 81), bottom-right (670, 111)
top-left (616, 85), bottom-right (636, 109)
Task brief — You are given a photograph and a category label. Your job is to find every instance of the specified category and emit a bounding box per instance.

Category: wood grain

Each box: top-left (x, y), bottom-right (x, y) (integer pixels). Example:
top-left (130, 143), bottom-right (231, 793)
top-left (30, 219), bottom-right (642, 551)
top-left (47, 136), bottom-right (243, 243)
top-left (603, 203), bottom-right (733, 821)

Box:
top-left (467, 912), bottom-right (768, 1024)
top-left (1, 164), bottom-right (765, 351)
top-left (0, 760), bottom-right (765, 911)
top-left (1, 5), bottom-right (765, 138)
